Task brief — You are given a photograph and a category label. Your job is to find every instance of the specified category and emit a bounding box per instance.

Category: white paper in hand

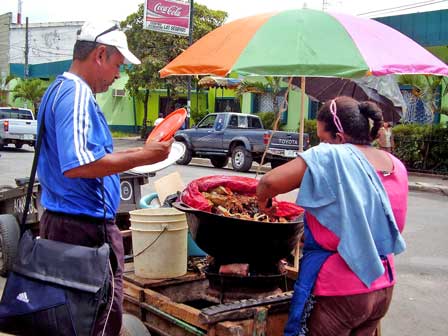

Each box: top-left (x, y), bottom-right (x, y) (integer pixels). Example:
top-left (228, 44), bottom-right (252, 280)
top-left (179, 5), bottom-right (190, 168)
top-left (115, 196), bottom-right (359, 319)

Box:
top-left (129, 142), bottom-right (186, 174)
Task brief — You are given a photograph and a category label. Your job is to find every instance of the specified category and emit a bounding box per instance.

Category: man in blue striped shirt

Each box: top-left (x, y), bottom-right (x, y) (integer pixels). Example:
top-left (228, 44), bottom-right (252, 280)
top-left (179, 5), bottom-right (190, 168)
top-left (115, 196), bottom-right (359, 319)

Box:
top-left (37, 20), bottom-right (173, 335)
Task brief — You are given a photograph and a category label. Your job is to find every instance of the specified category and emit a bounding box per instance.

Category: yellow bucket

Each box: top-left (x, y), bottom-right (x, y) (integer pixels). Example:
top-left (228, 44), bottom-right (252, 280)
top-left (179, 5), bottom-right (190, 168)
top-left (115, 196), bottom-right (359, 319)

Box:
top-left (129, 208), bottom-right (187, 279)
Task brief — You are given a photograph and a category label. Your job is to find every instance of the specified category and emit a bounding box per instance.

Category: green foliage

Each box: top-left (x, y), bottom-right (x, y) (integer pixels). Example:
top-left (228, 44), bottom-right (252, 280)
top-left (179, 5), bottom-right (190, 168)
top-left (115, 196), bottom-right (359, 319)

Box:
top-left (393, 123), bottom-right (448, 174)
top-left (258, 112), bottom-right (275, 130)
top-left (303, 119), bottom-right (319, 146)
top-left (237, 77), bottom-right (283, 115)
top-left (398, 74), bottom-right (448, 115)
top-left (11, 78), bottom-right (48, 115)
top-left (190, 107), bottom-right (208, 125)
top-left (121, 3), bottom-right (227, 137)
top-left (0, 74), bottom-right (16, 106)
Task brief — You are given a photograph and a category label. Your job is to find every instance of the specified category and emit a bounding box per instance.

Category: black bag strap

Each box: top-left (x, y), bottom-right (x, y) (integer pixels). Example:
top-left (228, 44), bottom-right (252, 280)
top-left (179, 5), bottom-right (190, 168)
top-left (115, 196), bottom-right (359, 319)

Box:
top-left (20, 80), bottom-right (107, 244)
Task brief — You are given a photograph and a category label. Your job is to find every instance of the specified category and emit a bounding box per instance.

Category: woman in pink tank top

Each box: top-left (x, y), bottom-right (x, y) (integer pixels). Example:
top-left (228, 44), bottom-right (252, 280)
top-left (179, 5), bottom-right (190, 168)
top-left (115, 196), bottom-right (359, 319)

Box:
top-left (257, 97), bottom-right (408, 336)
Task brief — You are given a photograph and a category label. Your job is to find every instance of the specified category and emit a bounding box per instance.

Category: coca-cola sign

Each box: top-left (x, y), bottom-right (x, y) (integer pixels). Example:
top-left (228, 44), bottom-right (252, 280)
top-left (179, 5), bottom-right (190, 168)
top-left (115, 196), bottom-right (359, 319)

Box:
top-left (144, 0), bottom-right (191, 36)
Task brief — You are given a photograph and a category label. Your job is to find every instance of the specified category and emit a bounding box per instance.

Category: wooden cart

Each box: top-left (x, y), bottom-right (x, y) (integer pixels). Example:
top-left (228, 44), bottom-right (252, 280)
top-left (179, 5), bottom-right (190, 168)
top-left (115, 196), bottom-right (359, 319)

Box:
top-left (123, 263), bottom-right (292, 336)
top-left (124, 257), bottom-right (382, 336)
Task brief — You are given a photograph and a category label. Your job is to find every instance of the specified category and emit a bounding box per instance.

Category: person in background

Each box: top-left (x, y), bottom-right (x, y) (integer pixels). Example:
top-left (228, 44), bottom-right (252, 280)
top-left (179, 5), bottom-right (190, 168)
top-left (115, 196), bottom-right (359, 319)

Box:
top-left (154, 117), bottom-right (165, 127)
top-left (256, 96), bottom-right (407, 336)
top-left (37, 20), bottom-right (173, 335)
top-left (377, 121), bottom-right (395, 153)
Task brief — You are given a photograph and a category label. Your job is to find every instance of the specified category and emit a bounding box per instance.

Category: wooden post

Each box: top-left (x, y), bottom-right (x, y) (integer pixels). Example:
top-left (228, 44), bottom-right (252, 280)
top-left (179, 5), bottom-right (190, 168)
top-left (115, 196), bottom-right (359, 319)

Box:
top-left (299, 77), bottom-right (306, 152)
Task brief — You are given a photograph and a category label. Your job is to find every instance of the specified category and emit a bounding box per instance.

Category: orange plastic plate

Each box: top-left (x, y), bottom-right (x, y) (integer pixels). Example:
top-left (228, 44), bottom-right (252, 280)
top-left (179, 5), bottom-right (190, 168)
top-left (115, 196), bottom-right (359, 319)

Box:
top-left (146, 108), bottom-right (187, 143)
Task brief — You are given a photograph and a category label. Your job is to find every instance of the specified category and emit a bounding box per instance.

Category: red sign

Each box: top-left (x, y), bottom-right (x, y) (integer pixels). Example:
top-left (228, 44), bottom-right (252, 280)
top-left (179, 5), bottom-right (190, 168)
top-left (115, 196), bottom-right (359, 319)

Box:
top-left (144, 0), bottom-right (191, 36)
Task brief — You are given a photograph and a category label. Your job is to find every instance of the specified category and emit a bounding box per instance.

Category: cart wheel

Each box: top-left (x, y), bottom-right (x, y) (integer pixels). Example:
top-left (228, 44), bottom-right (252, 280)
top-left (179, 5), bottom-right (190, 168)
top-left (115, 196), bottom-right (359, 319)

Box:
top-left (121, 314), bottom-right (151, 336)
top-left (0, 214), bottom-right (20, 277)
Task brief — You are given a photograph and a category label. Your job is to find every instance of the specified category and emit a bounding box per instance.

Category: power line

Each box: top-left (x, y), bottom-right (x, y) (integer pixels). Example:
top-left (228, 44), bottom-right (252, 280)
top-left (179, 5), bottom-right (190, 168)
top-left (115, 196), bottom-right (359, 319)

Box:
top-left (358, 0), bottom-right (448, 16)
top-left (359, 0), bottom-right (441, 15)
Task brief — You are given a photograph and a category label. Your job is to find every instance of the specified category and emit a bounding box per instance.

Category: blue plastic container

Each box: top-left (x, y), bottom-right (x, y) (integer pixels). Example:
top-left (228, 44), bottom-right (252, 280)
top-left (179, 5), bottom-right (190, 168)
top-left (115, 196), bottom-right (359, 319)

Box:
top-left (139, 193), bottom-right (207, 257)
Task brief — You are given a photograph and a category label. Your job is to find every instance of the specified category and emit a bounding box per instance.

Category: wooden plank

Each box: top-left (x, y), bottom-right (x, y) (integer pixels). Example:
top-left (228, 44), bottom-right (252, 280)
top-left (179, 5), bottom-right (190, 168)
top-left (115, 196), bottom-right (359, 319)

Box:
top-left (143, 288), bottom-right (209, 330)
top-left (124, 268), bottom-right (204, 288)
top-left (213, 320), bottom-right (253, 336)
top-left (252, 308), bottom-right (267, 336)
top-left (266, 312), bottom-right (288, 335)
top-left (123, 296), bottom-right (142, 319)
top-left (141, 309), bottom-right (205, 336)
top-left (124, 279), bottom-right (144, 301)
top-left (199, 307), bottom-right (259, 325)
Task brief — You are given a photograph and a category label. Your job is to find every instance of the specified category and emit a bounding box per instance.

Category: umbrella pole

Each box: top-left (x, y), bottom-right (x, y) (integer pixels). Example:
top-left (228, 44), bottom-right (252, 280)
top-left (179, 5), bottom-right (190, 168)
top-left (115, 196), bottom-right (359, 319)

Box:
top-left (299, 77), bottom-right (306, 152)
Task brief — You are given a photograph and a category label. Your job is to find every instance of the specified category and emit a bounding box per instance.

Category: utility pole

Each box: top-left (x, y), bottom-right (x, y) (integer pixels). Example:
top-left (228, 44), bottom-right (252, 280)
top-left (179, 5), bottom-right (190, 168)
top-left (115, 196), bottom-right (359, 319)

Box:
top-left (24, 16), bottom-right (29, 79)
top-left (185, 0), bottom-right (194, 128)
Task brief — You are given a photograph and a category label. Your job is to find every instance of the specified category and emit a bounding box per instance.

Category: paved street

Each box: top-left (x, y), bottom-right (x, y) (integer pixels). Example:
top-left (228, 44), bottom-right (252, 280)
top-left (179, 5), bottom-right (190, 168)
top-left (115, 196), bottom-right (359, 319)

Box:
top-left (0, 140), bottom-right (448, 335)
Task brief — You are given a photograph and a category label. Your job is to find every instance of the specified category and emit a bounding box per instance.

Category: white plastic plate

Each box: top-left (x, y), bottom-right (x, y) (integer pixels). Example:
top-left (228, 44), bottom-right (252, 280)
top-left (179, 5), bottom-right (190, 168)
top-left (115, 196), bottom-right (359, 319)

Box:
top-left (129, 141), bottom-right (186, 174)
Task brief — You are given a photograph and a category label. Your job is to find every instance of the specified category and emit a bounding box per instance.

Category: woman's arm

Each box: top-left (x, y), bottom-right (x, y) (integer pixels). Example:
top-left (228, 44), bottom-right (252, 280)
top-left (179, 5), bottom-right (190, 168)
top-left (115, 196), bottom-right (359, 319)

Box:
top-left (256, 156), bottom-right (308, 212)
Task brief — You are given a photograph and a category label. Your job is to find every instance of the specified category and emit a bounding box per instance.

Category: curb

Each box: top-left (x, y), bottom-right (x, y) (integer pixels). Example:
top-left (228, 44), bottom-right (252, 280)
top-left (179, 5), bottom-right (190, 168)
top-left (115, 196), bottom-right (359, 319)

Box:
top-left (408, 182), bottom-right (448, 196)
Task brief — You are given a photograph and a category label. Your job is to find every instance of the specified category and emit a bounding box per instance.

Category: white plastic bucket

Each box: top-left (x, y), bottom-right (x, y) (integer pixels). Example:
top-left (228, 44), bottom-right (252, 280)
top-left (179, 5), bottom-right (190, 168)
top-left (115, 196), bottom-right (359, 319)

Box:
top-left (129, 208), bottom-right (188, 279)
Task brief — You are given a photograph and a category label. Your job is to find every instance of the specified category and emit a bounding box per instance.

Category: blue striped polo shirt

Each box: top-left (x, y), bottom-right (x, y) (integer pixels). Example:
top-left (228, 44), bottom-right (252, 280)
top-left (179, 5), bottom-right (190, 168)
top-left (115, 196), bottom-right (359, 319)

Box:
top-left (37, 72), bottom-right (120, 219)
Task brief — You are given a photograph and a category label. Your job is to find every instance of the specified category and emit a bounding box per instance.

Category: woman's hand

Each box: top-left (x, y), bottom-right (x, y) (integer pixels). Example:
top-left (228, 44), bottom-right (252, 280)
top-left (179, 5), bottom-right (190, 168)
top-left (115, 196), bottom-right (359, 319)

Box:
top-left (258, 197), bottom-right (277, 216)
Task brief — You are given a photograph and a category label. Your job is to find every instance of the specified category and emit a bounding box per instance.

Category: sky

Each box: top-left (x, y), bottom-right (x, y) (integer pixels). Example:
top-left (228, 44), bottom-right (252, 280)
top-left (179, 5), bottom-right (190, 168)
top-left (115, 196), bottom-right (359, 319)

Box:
top-left (0, 0), bottom-right (448, 24)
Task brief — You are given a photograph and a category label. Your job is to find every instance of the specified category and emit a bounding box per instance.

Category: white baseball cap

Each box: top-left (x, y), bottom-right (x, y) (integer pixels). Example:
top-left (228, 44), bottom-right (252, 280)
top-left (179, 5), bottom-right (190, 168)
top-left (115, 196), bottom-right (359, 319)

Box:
top-left (77, 20), bottom-right (141, 65)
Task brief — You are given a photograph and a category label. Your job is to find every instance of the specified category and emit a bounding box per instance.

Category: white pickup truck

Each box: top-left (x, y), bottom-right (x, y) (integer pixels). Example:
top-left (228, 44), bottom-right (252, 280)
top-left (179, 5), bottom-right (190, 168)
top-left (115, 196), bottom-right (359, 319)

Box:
top-left (0, 107), bottom-right (37, 149)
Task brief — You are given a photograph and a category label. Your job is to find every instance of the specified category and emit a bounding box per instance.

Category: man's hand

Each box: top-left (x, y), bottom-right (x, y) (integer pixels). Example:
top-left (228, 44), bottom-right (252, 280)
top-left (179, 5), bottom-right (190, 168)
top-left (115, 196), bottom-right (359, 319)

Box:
top-left (140, 138), bottom-right (174, 164)
top-left (64, 138), bottom-right (174, 178)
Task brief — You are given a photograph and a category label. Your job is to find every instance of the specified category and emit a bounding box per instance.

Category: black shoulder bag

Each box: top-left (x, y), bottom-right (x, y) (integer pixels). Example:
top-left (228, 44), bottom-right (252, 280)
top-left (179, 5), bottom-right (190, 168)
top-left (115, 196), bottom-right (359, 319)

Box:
top-left (0, 82), bottom-right (111, 336)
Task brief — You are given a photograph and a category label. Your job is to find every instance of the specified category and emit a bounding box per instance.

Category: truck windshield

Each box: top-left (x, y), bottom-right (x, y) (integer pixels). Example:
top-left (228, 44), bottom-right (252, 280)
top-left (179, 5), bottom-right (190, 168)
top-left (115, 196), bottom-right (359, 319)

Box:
top-left (0, 108), bottom-right (34, 120)
top-left (197, 115), bottom-right (217, 128)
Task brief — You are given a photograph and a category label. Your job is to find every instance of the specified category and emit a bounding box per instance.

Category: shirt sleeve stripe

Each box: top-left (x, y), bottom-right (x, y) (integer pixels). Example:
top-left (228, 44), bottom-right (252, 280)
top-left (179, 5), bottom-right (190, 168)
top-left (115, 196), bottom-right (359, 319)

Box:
top-left (77, 85), bottom-right (89, 164)
top-left (83, 85), bottom-right (95, 162)
top-left (73, 80), bottom-right (96, 166)
top-left (73, 80), bottom-right (85, 165)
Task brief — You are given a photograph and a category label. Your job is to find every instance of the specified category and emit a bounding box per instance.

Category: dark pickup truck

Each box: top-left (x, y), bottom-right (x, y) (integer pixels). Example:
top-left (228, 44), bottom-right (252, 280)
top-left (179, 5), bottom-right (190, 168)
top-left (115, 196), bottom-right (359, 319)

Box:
top-left (174, 112), bottom-right (308, 172)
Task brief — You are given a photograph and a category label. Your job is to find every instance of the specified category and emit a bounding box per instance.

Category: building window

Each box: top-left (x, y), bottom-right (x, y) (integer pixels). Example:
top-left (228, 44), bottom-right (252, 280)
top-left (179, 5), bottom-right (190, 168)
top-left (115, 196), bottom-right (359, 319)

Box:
top-left (215, 98), bottom-right (240, 112)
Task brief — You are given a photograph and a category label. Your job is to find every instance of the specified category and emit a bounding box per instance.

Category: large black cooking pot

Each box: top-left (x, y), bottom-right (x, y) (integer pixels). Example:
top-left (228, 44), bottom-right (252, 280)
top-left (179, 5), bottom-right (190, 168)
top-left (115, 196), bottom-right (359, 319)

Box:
top-left (172, 202), bottom-right (304, 270)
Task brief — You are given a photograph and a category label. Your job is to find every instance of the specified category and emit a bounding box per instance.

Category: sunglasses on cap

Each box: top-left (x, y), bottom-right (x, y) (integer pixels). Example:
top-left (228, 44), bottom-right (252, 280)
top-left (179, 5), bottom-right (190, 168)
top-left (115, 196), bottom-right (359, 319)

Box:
top-left (94, 24), bottom-right (119, 43)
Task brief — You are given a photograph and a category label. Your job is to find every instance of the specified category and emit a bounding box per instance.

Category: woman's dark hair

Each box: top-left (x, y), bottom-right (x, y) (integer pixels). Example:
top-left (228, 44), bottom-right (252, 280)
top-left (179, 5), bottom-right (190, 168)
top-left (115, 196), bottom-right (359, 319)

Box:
top-left (73, 41), bottom-right (117, 61)
top-left (317, 96), bottom-right (384, 145)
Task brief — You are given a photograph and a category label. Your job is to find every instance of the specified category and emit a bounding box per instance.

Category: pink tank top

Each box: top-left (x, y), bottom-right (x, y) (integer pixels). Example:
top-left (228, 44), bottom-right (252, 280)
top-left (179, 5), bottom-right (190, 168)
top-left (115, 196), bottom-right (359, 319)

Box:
top-left (309, 154), bottom-right (408, 296)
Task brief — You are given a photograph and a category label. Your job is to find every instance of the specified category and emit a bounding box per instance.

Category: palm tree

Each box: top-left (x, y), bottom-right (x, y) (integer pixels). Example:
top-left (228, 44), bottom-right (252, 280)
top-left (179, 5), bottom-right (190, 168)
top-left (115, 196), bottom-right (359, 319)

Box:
top-left (398, 74), bottom-right (448, 120)
top-left (236, 76), bottom-right (283, 129)
top-left (0, 74), bottom-right (16, 106)
top-left (11, 78), bottom-right (48, 116)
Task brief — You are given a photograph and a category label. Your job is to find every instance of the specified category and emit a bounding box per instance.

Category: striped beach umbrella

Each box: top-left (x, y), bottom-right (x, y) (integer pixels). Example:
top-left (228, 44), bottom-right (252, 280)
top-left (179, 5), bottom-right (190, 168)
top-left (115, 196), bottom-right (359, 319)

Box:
top-left (160, 9), bottom-right (448, 79)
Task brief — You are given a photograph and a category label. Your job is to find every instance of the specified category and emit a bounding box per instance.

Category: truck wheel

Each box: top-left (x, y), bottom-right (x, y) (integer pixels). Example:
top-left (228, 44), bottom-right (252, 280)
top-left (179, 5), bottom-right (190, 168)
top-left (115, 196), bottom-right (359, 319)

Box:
top-left (231, 146), bottom-right (253, 172)
top-left (0, 214), bottom-right (20, 277)
top-left (270, 160), bottom-right (286, 169)
top-left (210, 156), bottom-right (229, 168)
top-left (15, 143), bottom-right (23, 149)
top-left (176, 142), bottom-right (192, 165)
top-left (121, 314), bottom-right (151, 336)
